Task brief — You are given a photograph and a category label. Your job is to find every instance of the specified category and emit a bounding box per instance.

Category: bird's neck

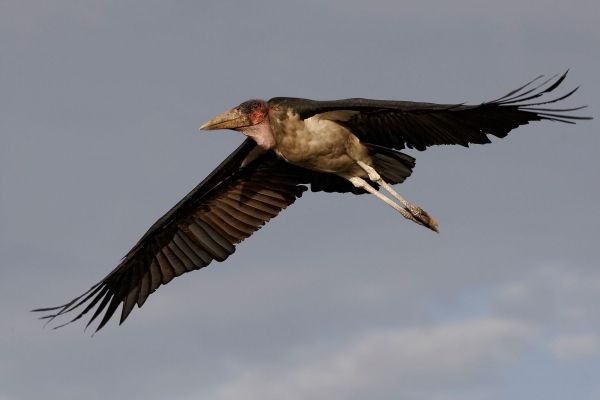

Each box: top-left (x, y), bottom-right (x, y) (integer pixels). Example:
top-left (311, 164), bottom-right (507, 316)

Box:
top-left (239, 118), bottom-right (276, 150)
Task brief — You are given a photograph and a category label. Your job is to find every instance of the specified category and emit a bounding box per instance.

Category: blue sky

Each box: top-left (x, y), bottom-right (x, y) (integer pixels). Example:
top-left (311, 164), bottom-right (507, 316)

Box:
top-left (1, 1), bottom-right (599, 399)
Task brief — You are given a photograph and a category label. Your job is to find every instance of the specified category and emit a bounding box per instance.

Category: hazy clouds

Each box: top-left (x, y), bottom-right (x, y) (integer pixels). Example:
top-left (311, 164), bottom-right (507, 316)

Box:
top-left (1, 1), bottom-right (599, 399)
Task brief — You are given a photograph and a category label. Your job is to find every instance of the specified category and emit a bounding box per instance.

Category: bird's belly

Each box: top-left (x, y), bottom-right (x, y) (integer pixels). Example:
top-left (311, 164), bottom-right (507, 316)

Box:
top-left (272, 115), bottom-right (368, 174)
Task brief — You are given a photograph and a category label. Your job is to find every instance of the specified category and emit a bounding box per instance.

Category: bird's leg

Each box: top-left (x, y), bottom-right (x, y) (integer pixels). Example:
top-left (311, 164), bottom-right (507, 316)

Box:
top-left (347, 177), bottom-right (422, 223)
top-left (355, 161), bottom-right (439, 232)
top-left (356, 161), bottom-right (416, 211)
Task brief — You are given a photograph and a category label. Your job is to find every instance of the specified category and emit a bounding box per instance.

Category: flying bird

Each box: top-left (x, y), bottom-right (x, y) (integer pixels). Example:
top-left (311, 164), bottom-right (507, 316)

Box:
top-left (34, 72), bottom-right (590, 332)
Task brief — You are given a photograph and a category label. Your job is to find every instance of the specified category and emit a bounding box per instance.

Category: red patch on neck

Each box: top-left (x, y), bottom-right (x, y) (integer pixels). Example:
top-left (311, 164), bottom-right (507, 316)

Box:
top-left (249, 109), bottom-right (265, 125)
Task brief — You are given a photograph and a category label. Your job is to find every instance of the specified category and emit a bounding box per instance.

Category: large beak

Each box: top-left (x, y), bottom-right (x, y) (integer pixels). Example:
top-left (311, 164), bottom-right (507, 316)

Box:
top-left (199, 108), bottom-right (251, 131)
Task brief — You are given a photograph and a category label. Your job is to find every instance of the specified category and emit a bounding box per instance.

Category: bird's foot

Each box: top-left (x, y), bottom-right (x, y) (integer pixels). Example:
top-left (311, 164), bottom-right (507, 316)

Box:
top-left (408, 207), bottom-right (439, 233)
top-left (347, 174), bottom-right (439, 233)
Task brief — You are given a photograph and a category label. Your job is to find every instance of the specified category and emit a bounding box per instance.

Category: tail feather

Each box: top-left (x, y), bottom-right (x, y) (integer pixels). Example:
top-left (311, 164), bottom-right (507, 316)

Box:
top-left (365, 143), bottom-right (415, 184)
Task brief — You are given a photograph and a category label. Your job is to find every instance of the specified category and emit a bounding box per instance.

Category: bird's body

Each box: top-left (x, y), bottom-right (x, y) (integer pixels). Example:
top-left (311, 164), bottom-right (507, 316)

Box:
top-left (270, 108), bottom-right (369, 176)
top-left (34, 72), bottom-right (590, 332)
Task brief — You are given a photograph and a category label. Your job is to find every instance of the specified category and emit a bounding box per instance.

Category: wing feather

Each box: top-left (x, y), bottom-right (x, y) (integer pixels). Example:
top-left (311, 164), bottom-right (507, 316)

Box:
top-left (33, 139), bottom-right (309, 331)
top-left (270, 71), bottom-right (590, 151)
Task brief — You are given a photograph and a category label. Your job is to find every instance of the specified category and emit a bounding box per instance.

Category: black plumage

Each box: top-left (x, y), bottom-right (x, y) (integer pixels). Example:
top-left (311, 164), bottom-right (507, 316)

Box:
top-left (34, 72), bottom-right (590, 332)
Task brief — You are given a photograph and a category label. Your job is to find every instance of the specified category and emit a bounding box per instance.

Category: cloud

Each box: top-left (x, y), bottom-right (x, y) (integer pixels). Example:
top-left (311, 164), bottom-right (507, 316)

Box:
top-left (493, 264), bottom-right (600, 367)
top-left (549, 334), bottom-right (600, 361)
top-left (494, 264), bottom-right (600, 329)
top-left (204, 318), bottom-right (535, 400)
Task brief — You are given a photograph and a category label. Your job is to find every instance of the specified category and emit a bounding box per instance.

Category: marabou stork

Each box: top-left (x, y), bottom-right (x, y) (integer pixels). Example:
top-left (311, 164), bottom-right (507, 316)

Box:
top-left (34, 72), bottom-right (590, 332)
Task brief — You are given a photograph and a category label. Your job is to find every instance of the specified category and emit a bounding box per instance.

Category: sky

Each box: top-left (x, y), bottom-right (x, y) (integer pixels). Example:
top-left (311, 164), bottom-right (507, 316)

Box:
top-left (1, 0), bottom-right (599, 399)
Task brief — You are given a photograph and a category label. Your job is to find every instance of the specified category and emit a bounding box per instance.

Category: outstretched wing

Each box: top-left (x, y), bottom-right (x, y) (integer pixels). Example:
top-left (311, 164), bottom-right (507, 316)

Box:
top-left (271, 71), bottom-right (590, 151)
top-left (33, 139), bottom-right (309, 332)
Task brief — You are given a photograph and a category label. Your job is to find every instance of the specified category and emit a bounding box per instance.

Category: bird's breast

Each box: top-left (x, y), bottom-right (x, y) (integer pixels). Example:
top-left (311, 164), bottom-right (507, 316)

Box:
top-left (269, 110), bottom-right (368, 173)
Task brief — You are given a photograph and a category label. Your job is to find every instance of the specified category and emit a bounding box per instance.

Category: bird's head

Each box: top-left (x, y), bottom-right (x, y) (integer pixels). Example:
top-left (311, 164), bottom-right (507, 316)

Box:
top-left (199, 99), bottom-right (268, 131)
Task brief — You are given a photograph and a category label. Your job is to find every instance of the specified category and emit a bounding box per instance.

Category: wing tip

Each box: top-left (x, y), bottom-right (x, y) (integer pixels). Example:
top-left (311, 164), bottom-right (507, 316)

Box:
top-left (490, 71), bottom-right (591, 123)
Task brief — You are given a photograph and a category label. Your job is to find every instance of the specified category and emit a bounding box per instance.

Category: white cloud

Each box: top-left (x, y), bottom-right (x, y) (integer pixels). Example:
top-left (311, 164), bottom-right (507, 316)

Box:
top-left (203, 318), bottom-right (535, 400)
top-left (493, 264), bottom-right (600, 366)
top-left (549, 334), bottom-right (600, 361)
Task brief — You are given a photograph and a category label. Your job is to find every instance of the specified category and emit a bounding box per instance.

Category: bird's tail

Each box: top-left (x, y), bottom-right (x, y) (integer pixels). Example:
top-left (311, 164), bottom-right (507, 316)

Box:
top-left (364, 143), bottom-right (415, 184)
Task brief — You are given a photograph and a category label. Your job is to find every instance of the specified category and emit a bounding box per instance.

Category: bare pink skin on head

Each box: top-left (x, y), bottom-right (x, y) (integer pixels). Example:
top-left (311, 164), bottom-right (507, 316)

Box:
top-left (238, 101), bottom-right (276, 150)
